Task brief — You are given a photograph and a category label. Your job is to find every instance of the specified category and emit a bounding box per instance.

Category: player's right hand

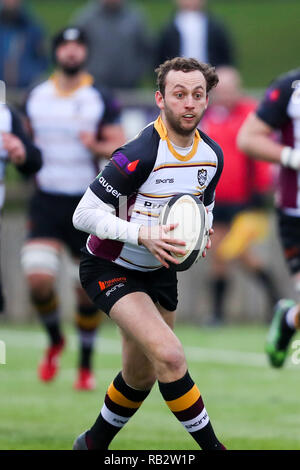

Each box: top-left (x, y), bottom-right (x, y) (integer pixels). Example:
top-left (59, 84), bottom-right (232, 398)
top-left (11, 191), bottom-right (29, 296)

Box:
top-left (281, 147), bottom-right (300, 170)
top-left (138, 224), bottom-right (186, 269)
top-left (2, 132), bottom-right (26, 165)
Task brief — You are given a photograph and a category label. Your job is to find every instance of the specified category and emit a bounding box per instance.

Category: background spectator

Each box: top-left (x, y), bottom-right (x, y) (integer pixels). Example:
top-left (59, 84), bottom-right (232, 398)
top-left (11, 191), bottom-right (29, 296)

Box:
top-left (72, 0), bottom-right (153, 89)
top-left (0, 0), bottom-right (48, 90)
top-left (201, 67), bottom-right (278, 325)
top-left (156, 0), bottom-right (235, 68)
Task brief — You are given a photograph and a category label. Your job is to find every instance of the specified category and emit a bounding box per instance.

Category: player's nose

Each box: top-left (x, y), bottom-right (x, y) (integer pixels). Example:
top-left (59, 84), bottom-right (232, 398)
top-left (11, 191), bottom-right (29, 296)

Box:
top-left (184, 95), bottom-right (195, 108)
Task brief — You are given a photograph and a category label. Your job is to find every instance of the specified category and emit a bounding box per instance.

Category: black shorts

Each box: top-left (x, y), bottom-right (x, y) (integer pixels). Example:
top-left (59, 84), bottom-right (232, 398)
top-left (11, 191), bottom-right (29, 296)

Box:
top-left (278, 210), bottom-right (300, 274)
top-left (27, 190), bottom-right (88, 258)
top-left (79, 250), bottom-right (178, 316)
top-left (213, 203), bottom-right (248, 224)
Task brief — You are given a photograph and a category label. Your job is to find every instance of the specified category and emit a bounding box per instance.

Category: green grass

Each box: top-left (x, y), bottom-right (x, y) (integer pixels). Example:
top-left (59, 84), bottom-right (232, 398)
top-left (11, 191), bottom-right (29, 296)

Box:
top-left (0, 321), bottom-right (300, 450)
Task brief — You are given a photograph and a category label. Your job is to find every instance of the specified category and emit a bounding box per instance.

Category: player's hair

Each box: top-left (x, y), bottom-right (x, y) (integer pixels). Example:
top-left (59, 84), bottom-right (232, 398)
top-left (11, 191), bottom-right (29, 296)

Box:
top-left (155, 57), bottom-right (219, 96)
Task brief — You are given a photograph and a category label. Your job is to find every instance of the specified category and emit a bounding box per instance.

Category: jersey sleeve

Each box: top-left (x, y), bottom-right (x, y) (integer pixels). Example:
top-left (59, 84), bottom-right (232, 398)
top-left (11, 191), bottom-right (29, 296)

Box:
top-left (89, 123), bottom-right (159, 208)
top-left (256, 73), bottom-right (295, 129)
top-left (97, 87), bottom-right (122, 126)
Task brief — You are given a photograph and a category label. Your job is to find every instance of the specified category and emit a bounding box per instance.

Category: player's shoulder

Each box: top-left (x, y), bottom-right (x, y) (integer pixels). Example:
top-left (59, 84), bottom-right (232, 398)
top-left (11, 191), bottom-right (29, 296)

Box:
top-left (118, 121), bottom-right (160, 159)
top-left (109, 122), bottom-right (159, 175)
top-left (268, 68), bottom-right (300, 94)
top-left (198, 129), bottom-right (224, 162)
top-left (26, 79), bottom-right (53, 101)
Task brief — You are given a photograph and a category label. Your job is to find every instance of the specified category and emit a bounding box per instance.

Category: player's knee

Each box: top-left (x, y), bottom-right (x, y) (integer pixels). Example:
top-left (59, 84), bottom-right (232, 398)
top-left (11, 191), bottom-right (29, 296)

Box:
top-left (27, 274), bottom-right (55, 303)
top-left (156, 340), bottom-right (186, 373)
top-left (21, 242), bottom-right (60, 280)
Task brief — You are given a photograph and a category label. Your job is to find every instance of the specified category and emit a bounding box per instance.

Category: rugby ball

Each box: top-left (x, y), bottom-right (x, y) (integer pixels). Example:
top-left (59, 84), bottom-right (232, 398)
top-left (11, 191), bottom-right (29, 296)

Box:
top-left (159, 194), bottom-right (210, 271)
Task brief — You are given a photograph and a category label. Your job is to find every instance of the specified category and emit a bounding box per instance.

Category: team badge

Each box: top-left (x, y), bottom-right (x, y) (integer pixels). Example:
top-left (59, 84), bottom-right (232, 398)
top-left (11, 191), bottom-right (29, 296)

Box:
top-left (197, 169), bottom-right (207, 187)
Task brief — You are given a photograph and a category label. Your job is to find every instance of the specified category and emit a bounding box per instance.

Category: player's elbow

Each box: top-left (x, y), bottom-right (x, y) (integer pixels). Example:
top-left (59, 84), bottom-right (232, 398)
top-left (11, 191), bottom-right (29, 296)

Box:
top-left (72, 205), bottom-right (83, 232)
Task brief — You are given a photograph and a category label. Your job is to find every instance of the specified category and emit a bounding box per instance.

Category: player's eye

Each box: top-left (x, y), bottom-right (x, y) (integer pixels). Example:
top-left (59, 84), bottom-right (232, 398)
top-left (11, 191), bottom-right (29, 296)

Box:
top-left (175, 92), bottom-right (184, 99)
top-left (194, 93), bottom-right (203, 99)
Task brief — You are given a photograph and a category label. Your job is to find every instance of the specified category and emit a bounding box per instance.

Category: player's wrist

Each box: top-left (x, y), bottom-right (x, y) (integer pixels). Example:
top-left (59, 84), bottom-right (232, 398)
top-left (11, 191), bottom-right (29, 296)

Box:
top-left (138, 225), bottom-right (148, 245)
top-left (280, 146), bottom-right (300, 170)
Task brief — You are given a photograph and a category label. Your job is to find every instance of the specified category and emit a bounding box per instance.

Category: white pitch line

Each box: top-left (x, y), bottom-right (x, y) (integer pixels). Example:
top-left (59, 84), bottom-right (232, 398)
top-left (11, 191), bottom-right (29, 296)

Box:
top-left (0, 328), bottom-right (296, 369)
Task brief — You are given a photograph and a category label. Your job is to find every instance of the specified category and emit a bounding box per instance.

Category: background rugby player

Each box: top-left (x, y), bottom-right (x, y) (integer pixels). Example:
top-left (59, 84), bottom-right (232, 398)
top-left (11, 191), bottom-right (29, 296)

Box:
top-left (21, 27), bottom-right (125, 390)
top-left (238, 67), bottom-right (300, 367)
top-left (0, 103), bottom-right (42, 312)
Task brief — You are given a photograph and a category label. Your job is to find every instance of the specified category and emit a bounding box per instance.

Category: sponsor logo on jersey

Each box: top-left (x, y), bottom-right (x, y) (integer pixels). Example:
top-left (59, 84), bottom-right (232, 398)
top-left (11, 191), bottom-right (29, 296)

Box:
top-left (98, 176), bottom-right (121, 198)
top-left (99, 277), bottom-right (127, 291)
top-left (197, 169), bottom-right (207, 186)
top-left (155, 178), bottom-right (174, 184)
top-left (112, 152), bottom-right (139, 176)
top-left (144, 201), bottom-right (164, 209)
top-left (105, 283), bottom-right (125, 297)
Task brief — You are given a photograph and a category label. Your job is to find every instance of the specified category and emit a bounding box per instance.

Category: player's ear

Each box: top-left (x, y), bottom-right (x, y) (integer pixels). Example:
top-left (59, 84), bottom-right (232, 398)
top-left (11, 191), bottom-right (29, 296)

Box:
top-left (205, 95), bottom-right (209, 109)
top-left (155, 90), bottom-right (164, 110)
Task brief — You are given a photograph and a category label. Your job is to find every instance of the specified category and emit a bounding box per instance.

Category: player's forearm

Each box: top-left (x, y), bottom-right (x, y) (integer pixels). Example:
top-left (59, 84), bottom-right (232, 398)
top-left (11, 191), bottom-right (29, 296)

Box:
top-left (237, 131), bottom-right (283, 164)
top-left (73, 187), bottom-right (141, 245)
top-left (92, 141), bottom-right (118, 159)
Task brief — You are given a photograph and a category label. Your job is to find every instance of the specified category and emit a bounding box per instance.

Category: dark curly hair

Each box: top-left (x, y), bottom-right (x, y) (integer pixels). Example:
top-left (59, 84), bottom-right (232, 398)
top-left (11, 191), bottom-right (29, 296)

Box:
top-left (155, 57), bottom-right (219, 96)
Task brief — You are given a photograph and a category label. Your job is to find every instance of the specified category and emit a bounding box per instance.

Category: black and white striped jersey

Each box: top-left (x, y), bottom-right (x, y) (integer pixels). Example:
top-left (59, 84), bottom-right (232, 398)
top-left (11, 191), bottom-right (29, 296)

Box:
top-left (25, 73), bottom-right (120, 196)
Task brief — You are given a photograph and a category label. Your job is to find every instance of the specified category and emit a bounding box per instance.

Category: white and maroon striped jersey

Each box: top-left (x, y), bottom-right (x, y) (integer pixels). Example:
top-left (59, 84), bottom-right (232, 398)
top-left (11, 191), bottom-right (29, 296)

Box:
top-left (257, 69), bottom-right (300, 215)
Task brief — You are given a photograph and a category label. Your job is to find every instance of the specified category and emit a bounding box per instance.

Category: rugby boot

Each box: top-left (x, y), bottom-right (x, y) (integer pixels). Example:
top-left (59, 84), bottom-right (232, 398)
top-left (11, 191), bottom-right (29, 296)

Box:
top-left (73, 367), bottom-right (96, 391)
top-left (73, 431), bottom-right (89, 450)
top-left (265, 299), bottom-right (296, 368)
top-left (38, 336), bottom-right (65, 381)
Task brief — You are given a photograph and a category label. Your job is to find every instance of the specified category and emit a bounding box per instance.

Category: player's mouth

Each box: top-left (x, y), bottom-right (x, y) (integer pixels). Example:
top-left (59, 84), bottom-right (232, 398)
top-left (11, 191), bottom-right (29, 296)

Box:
top-left (182, 114), bottom-right (196, 122)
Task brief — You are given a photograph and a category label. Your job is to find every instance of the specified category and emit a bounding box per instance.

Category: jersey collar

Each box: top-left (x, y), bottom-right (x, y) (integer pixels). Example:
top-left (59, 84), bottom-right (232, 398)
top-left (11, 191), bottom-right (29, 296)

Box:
top-left (154, 116), bottom-right (201, 162)
top-left (51, 72), bottom-right (94, 97)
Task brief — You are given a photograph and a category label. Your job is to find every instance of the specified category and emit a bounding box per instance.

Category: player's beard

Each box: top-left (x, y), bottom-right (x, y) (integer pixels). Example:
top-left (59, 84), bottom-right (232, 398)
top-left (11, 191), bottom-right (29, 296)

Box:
top-left (163, 102), bottom-right (205, 137)
top-left (58, 59), bottom-right (86, 76)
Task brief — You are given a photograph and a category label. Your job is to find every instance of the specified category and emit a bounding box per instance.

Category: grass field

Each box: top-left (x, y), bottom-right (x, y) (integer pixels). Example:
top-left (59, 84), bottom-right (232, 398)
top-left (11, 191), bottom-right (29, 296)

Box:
top-left (0, 321), bottom-right (299, 450)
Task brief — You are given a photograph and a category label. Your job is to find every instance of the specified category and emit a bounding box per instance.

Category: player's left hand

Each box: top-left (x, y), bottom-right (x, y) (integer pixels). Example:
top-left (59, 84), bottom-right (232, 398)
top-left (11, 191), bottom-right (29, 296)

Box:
top-left (202, 228), bottom-right (214, 258)
top-left (2, 132), bottom-right (26, 166)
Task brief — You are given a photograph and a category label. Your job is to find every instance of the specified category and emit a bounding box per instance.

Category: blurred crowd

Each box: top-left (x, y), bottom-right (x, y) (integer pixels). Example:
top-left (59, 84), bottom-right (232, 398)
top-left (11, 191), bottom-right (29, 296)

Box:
top-left (0, 0), bottom-right (282, 328)
top-left (0, 0), bottom-right (235, 94)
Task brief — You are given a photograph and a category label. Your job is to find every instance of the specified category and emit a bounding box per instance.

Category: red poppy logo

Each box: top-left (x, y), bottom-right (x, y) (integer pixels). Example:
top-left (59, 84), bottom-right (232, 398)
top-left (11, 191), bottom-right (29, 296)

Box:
top-left (268, 88), bottom-right (280, 102)
top-left (126, 160), bottom-right (139, 172)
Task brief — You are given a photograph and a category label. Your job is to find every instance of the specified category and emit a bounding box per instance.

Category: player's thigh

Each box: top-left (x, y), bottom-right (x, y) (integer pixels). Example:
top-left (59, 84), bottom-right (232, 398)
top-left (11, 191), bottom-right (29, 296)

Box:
top-left (156, 303), bottom-right (176, 330)
top-left (110, 292), bottom-right (185, 368)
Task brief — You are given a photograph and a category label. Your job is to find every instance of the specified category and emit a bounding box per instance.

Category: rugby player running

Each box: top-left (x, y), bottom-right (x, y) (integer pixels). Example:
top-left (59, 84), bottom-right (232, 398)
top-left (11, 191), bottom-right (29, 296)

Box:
top-left (72, 58), bottom-right (226, 450)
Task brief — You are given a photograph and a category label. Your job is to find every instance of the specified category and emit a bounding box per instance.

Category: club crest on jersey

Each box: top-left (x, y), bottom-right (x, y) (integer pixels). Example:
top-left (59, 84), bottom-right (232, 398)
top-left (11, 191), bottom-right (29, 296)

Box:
top-left (112, 152), bottom-right (139, 176)
top-left (197, 169), bottom-right (207, 187)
